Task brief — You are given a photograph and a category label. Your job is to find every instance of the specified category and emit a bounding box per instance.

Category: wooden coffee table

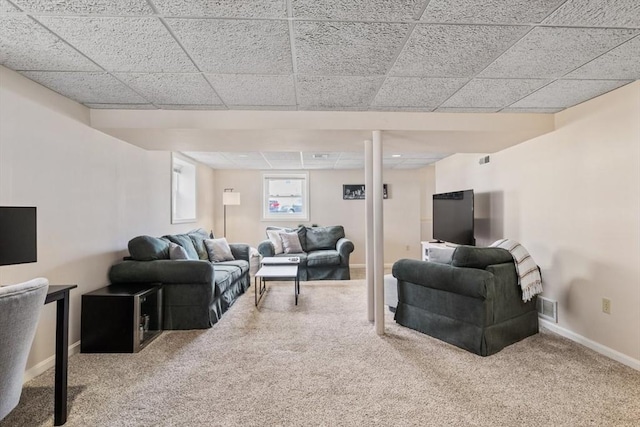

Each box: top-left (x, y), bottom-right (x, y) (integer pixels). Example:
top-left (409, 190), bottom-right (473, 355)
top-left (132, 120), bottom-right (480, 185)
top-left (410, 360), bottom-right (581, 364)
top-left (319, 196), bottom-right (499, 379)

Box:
top-left (255, 257), bottom-right (300, 306)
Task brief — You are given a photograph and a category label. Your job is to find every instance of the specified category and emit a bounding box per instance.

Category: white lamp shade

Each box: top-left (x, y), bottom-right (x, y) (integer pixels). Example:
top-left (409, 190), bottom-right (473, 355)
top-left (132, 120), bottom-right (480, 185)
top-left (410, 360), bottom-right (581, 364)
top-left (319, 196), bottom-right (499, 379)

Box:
top-left (223, 192), bottom-right (241, 206)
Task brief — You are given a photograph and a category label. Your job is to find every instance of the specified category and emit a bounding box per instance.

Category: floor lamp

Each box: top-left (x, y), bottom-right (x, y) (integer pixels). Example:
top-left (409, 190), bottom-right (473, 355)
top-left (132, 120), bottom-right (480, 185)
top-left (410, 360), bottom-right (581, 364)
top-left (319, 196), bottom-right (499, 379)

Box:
top-left (222, 189), bottom-right (240, 238)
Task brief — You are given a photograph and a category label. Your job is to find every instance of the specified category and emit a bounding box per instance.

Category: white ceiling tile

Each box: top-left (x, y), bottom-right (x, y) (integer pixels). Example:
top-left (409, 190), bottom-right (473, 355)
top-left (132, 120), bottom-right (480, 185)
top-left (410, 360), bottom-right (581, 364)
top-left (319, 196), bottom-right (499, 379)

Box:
top-left (0, 16), bottom-right (100, 71)
top-left (369, 106), bottom-right (434, 112)
top-left (263, 152), bottom-right (300, 161)
top-left (205, 74), bottom-right (295, 106)
top-left (338, 152), bottom-right (364, 160)
top-left (268, 160), bottom-right (304, 169)
top-left (543, 0), bottom-right (640, 28)
top-left (115, 73), bottom-right (223, 105)
top-left (509, 79), bottom-right (632, 108)
top-left (292, 0), bottom-right (427, 21)
top-left (479, 27), bottom-right (637, 79)
top-left (373, 77), bottom-right (467, 108)
top-left (154, 0), bottom-right (287, 18)
top-left (157, 104), bottom-right (227, 110)
top-left (297, 75), bottom-right (384, 109)
top-left (168, 19), bottom-right (292, 74)
top-left (20, 71), bottom-right (148, 103)
top-left (501, 107), bottom-right (562, 113)
top-left (294, 21), bottom-right (412, 75)
top-left (85, 103), bottom-right (156, 109)
top-left (183, 152), bottom-right (232, 164)
top-left (12, 0), bottom-right (153, 15)
top-left (391, 24), bottom-right (528, 77)
top-left (421, 0), bottom-right (565, 24)
top-left (0, 0), bottom-right (19, 12)
top-left (565, 35), bottom-right (640, 80)
top-left (441, 78), bottom-right (550, 108)
top-left (37, 16), bottom-right (196, 72)
top-left (435, 107), bottom-right (500, 113)
top-left (230, 105), bottom-right (297, 111)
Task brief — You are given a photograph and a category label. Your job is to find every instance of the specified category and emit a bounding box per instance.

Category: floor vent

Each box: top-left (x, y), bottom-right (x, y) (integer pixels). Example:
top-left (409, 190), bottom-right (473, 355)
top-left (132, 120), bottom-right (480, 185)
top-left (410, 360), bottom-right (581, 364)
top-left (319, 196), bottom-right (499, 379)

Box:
top-left (537, 296), bottom-right (558, 323)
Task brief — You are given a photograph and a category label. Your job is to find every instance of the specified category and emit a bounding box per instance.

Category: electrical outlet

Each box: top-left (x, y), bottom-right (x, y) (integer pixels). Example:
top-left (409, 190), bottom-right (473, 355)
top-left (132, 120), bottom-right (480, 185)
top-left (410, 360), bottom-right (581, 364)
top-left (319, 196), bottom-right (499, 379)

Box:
top-left (602, 298), bottom-right (611, 314)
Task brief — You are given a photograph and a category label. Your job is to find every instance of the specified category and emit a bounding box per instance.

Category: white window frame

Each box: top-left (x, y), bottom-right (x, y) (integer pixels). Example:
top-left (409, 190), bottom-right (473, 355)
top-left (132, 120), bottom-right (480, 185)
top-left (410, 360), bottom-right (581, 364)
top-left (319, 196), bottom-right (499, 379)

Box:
top-left (262, 172), bottom-right (309, 221)
top-left (171, 153), bottom-right (197, 224)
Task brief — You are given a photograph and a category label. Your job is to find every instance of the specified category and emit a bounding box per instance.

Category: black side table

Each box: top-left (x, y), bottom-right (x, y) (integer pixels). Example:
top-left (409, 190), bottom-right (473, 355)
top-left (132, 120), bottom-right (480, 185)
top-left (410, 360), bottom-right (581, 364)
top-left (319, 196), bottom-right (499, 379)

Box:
top-left (81, 283), bottom-right (162, 353)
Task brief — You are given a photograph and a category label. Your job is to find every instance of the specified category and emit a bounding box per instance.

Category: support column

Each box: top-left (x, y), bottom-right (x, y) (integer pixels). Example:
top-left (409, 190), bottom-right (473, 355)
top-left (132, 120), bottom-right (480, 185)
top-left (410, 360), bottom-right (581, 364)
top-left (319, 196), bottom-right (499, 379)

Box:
top-left (372, 130), bottom-right (384, 335)
top-left (364, 139), bottom-right (374, 322)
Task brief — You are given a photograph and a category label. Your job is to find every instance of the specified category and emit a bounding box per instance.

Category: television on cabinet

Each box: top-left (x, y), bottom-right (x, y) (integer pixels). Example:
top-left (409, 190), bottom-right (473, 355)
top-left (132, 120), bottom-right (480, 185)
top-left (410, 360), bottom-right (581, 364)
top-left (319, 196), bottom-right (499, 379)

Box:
top-left (432, 190), bottom-right (474, 246)
top-left (0, 206), bottom-right (37, 266)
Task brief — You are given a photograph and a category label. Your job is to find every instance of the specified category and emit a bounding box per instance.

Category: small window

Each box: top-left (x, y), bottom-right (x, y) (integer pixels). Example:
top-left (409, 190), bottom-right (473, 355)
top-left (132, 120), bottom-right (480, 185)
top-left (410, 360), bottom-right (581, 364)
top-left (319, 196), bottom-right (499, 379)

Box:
top-left (171, 153), bottom-right (197, 224)
top-left (263, 173), bottom-right (309, 221)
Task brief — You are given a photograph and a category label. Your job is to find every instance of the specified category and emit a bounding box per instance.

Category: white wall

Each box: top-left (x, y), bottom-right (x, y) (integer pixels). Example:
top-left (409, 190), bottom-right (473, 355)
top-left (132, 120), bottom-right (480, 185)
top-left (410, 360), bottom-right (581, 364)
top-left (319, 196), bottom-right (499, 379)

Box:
top-left (0, 67), bottom-right (216, 372)
top-left (213, 168), bottom-right (427, 264)
top-left (434, 82), bottom-right (640, 364)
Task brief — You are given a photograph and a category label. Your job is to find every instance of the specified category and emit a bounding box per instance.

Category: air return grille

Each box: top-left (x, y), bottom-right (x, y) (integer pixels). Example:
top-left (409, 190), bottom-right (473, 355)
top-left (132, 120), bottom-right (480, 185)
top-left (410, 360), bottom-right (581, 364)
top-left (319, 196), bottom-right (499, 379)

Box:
top-left (536, 296), bottom-right (558, 323)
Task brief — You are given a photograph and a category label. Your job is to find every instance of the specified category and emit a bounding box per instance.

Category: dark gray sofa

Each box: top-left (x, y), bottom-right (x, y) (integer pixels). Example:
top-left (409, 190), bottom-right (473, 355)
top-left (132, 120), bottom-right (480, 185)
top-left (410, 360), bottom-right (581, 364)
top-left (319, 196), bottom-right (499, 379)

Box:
top-left (257, 225), bottom-right (354, 280)
top-left (392, 246), bottom-right (538, 356)
top-left (108, 230), bottom-right (250, 330)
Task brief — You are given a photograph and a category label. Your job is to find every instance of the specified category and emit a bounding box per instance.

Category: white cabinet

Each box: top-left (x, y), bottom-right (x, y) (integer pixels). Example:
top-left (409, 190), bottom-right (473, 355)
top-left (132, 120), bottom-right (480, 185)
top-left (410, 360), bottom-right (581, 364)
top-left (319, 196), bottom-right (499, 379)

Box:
top-left (420, 241), bottom-right (457, 262)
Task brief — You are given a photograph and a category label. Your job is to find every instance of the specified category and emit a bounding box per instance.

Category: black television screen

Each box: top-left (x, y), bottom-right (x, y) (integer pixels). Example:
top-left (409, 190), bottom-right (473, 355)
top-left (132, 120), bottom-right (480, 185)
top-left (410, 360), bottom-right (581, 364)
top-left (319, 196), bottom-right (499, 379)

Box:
top-left (0, 206), bottom-right (37, 266)
top-left (432, 190), bottom-right (474, 246)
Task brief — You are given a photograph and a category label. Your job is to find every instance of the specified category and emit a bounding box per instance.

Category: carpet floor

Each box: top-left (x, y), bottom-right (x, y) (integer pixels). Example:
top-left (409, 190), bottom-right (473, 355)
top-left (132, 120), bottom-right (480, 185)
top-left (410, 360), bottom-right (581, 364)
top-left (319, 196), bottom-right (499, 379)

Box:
top-left (2, 280), bottom-right (639, 426)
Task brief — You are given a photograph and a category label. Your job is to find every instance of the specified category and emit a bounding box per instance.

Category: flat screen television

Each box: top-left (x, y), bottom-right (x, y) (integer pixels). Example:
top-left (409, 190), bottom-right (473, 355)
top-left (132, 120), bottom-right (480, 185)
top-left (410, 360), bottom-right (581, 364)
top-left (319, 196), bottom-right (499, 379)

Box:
top-left (432, 190), bottom-right (475, 246)
top-left (0, 206), bottom-right (37, 266)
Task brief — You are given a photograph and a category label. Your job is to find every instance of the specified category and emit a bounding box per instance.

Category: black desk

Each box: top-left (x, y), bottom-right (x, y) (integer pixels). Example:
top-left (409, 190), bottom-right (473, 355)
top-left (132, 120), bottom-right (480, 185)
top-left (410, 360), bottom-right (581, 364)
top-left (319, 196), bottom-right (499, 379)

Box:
top-left (45, 285), bottom-right (77, 426)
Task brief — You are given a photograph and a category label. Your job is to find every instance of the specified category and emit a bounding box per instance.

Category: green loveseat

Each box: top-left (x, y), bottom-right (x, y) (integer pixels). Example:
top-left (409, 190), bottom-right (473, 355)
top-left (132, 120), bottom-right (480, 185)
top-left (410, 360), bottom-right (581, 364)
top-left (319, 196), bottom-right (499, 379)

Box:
top-left (108, 229), bottom-right (250, 330)
top-left (257, 225), bottom-right (354, 280)
top-left (392, 246), bottom-right (539, 356)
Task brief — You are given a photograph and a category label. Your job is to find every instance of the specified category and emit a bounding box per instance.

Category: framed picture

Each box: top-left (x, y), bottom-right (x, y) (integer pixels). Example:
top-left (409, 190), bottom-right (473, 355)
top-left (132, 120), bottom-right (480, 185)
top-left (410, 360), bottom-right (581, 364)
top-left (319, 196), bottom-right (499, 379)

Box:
top-left (343, 184), bottom-right (388, 200)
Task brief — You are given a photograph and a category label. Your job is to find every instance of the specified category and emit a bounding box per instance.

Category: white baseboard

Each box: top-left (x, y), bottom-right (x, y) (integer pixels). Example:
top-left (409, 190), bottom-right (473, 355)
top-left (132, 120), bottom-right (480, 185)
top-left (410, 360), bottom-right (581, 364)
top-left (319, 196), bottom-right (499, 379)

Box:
top-left (23, 340), bottom-right (81, 384)
top-left (539, 319), bottom-right (640, 371)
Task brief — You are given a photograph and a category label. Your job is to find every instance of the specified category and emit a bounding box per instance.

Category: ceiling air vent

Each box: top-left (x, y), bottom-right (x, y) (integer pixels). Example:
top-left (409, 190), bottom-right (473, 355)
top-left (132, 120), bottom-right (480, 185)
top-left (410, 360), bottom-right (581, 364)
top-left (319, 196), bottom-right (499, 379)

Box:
top-left (536, 296), bottom-right (558, 323)
top-left (312, 153), bottom-right (329, 159)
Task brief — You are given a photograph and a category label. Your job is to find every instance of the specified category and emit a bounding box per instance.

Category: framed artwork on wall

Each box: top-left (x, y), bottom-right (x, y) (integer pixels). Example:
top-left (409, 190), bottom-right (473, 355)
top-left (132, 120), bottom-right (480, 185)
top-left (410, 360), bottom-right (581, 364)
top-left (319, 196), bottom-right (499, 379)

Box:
top-left (343, 184), bottom-right (388, 200)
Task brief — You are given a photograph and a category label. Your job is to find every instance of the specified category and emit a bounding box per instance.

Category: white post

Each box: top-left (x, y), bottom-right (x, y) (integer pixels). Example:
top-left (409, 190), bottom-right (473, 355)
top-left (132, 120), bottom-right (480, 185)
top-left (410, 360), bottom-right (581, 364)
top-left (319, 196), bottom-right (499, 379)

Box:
top-left (373, 130), bottom-right (384, 335)
top-left (364, 139), bottom-right (374, 322)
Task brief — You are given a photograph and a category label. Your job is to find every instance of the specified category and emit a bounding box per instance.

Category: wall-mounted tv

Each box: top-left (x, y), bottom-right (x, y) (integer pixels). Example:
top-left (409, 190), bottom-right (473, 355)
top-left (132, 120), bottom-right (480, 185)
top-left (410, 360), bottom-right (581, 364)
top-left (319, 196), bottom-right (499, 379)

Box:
top-left (432, 190), bottom-right (475, 246)
top-left (0, 206), bottom-right (37, 266)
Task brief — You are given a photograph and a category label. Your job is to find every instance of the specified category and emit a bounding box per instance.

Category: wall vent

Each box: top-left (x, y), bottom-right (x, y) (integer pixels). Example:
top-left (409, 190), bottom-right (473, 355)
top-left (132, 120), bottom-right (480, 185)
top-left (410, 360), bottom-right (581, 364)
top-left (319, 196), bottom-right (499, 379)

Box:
top-left (478, 155), bottom-right (490, 165)
top-left (536, 296), bottom-right (558, 323)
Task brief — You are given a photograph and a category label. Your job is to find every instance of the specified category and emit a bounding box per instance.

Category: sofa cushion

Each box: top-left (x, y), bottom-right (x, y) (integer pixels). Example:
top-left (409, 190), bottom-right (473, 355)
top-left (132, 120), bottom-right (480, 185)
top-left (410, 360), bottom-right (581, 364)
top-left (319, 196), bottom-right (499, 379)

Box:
top-left (205, 238), bottom-right (235, 262)
top-left (188, 231), bottom-right (210, 260)
top-left (451, 246), bottom-right (513, 269)
top-left (305, 226), bottom-right (345, 251)
top-left (169, 242), bottom-right (189, 260)
top-left (128, 235), bottom-right (170, 261)
top-left (215, 259), bottom-right (249, 275)
top-left (164, 234), bottom-right (199, 260)
top-left (307, 250), bottom-right (341, 267)
top-left (281, 231), bottom-right (304, 254)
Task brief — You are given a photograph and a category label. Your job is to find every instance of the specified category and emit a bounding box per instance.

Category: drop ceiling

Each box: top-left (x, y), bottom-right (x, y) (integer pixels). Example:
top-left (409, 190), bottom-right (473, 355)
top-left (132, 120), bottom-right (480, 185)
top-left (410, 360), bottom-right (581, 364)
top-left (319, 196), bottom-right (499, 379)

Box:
top-left (1, 0), bottom-right (639, 170)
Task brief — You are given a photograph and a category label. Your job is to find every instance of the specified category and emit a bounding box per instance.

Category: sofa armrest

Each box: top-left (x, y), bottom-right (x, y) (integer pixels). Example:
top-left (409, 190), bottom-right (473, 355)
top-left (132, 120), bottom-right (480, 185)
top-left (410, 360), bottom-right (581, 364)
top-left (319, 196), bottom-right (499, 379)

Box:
top-left (336, 238), bottom-right (354, 265)
top-left (229, 243), bottom-right (250, 263)
top-left (257, 240), bottom-right (275, 257)
top-left (392, 258), bottom-right (494, 300)
top-left (108, 259), bottom-right (214, 285)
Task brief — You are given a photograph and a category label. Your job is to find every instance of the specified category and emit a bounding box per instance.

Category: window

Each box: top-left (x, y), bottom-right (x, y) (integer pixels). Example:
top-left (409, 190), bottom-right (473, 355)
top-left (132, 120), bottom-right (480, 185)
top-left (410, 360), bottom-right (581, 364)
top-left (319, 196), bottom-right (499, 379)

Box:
top-left (263, 173), bottom-right (309, 221)
top-left (171, 153), bottom-right (197, 224)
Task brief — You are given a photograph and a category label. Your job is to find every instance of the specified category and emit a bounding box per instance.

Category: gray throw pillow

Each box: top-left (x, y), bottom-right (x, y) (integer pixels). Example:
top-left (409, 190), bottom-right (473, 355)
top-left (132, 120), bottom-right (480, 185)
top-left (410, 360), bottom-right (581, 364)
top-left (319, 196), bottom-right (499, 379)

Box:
top-left (204, 238), bottom-right (235, 262)
top-left (280, 232), bottom-right (303, 254)
top-left (169, 242), bottom-right (189, 260)
top-left (428, 247), bottom-right (454, 264)
top-left (128, 235), bottom-right (170, 261)
top-left (266, 229), bottom-right (285, 254)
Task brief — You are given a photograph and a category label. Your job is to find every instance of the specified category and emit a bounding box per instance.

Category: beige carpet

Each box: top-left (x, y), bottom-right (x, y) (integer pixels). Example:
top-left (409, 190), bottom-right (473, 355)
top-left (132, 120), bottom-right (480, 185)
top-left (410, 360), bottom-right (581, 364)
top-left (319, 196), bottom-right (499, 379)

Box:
top-left (2, 280), bottom-right (640, 426)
